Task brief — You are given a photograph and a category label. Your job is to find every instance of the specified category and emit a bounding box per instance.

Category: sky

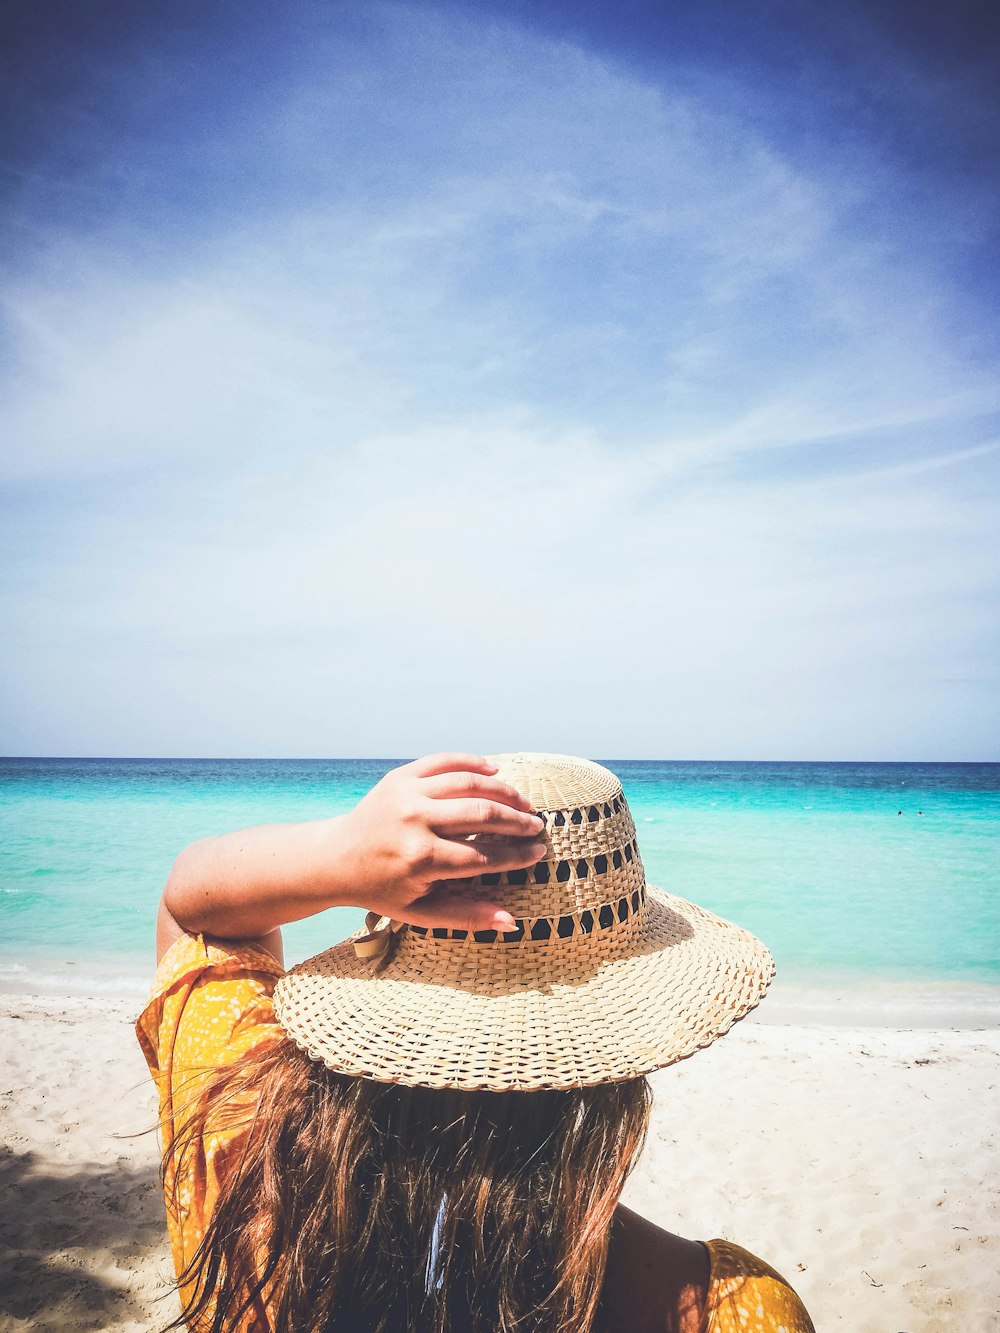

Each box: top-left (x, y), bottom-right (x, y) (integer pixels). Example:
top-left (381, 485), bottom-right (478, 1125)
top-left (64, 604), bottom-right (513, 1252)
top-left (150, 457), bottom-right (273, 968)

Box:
top-left (1, 0), bottom-right (998, 760)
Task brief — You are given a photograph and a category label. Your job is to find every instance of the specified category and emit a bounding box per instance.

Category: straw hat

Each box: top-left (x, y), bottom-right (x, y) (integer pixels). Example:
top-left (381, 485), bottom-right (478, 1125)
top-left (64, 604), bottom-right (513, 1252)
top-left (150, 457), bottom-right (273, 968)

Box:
top-left (274, 753), bottom-right (774, 1091)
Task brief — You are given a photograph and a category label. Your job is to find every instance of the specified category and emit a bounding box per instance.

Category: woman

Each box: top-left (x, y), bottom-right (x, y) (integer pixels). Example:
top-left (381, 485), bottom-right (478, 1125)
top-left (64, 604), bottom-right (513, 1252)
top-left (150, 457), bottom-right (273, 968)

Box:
top-left (138, 752), bottom-right (815, 1332)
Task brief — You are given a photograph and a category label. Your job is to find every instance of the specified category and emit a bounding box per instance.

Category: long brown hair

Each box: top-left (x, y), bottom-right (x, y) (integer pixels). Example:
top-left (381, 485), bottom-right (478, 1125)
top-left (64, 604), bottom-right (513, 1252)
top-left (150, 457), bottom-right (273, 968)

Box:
top-left (164, 1036), bottom-right (651, 1333)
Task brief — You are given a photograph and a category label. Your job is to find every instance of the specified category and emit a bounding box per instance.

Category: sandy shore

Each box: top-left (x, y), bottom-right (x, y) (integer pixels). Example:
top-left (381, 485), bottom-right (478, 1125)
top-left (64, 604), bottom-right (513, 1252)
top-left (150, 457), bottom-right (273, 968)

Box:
top-left (1, 977), bottom-right (998, 1332)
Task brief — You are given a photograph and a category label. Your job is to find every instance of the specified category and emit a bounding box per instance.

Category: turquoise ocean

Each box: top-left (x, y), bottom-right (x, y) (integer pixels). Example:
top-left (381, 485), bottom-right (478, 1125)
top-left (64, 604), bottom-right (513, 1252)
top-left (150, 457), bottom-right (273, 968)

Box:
top-left (1, 759), bottom-right (998, 996)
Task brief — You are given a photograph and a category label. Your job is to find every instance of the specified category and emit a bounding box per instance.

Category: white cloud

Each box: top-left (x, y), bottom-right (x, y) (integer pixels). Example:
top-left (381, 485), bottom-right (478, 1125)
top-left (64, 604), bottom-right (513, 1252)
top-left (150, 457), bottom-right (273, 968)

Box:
top-left (1, 4), bottom-right (997, 756)
top-left (3, 410), bottom-right (996, 756)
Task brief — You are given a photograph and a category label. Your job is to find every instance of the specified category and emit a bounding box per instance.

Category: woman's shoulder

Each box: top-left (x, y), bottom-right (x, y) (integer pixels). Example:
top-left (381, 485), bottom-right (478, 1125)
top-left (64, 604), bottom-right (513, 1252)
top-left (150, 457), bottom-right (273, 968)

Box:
top-left (602, 1209), bottom-right (814, 1333)
top-left (602, 1206), bottom-right (709, 1332)
top-left (136, 931), bottom-right (285, 1089)
top-left (702, 1238), bottom-right (815, 1332)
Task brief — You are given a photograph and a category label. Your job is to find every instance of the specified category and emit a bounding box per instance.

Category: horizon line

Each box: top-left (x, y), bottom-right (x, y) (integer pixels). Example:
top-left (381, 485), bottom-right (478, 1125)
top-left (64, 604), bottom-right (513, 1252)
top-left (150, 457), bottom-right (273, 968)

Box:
top-left (2, 755), bottom-right (998, 766)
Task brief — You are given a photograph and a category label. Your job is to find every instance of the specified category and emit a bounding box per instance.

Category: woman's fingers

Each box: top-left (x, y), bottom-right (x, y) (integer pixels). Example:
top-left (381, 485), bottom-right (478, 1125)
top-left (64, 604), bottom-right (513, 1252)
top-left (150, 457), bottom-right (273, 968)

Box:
top-left (434, 835), bottom-right (548, 877)
top-left (407, 753), bottom-right (498, 779)
top-left (401, 889), bottom-right (517, 934)
top-left (420, 771), bottom-right (534, 813)
top-left (428, 798), bottom-right (544, 840)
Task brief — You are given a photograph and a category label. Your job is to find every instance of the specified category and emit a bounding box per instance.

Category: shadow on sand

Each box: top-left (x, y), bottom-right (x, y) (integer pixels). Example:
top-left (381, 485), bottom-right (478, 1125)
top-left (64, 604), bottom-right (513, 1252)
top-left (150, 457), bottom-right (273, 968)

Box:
top-left (0, 1145), bottom-right (174, 1330)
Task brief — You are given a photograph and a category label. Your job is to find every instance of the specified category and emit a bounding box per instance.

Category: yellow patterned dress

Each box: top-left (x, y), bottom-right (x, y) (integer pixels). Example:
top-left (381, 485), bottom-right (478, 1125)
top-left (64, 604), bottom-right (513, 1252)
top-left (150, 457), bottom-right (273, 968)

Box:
top-left (137, 935), bottom-right (815, 1333)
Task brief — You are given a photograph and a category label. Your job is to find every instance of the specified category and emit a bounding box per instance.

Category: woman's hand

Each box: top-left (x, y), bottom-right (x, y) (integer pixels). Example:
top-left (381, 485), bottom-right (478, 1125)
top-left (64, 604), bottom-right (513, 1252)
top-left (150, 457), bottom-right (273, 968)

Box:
top-left (157, 752), bottom-right (545, 959)
top-left (333, 752), bottom-right (546, 933)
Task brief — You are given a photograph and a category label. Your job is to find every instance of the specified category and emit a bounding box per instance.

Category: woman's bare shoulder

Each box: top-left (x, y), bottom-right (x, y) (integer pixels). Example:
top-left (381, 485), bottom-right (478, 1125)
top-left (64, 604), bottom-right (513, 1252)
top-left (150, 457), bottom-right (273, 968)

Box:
top-left (600, 1204), bottom-right (709, 1333)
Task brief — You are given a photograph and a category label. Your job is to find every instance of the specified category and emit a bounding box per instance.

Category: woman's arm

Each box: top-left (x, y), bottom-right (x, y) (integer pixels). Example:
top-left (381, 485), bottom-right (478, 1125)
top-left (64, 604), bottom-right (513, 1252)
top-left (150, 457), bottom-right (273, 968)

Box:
top-left (156, 753), bottom-right (547, 963)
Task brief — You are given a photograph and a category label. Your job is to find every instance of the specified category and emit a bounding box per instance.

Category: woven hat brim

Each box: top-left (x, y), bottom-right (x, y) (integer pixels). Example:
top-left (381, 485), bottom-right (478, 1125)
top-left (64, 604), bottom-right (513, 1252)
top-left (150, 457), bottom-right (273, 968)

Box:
top-left (273, 887), bottom-right (774, 1092)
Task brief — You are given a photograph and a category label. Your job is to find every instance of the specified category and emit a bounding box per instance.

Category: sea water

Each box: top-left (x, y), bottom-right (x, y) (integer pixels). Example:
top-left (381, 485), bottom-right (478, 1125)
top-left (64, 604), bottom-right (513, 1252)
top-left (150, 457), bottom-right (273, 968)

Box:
top-left (1, 759), bottom-right (997, 993)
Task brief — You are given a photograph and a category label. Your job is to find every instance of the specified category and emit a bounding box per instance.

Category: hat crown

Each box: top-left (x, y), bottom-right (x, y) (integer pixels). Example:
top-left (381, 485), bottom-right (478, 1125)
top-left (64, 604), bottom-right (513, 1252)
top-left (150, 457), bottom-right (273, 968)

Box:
top-left (490, 752), bottom-right (623, 810)
top-left (458, 753), bottom-right (645, 926)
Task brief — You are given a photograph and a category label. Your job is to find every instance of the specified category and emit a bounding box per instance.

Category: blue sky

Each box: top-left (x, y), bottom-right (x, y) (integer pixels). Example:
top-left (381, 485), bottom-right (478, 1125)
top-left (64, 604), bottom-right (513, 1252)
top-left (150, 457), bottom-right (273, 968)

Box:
top-left (1, 0), bottom-right (998, 759)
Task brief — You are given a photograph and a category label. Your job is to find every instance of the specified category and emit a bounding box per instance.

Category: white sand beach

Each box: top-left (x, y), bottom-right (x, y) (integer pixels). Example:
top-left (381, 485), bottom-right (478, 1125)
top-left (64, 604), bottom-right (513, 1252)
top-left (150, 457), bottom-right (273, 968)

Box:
top-left (1, 978), bottom-right (998, 1332)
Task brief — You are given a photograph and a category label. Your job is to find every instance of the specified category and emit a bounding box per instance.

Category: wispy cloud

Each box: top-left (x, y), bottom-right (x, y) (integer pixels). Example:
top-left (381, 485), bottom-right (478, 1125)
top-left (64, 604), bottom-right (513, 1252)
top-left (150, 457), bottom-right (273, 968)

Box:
top-left (1, 3), bottom-right (997, 756)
